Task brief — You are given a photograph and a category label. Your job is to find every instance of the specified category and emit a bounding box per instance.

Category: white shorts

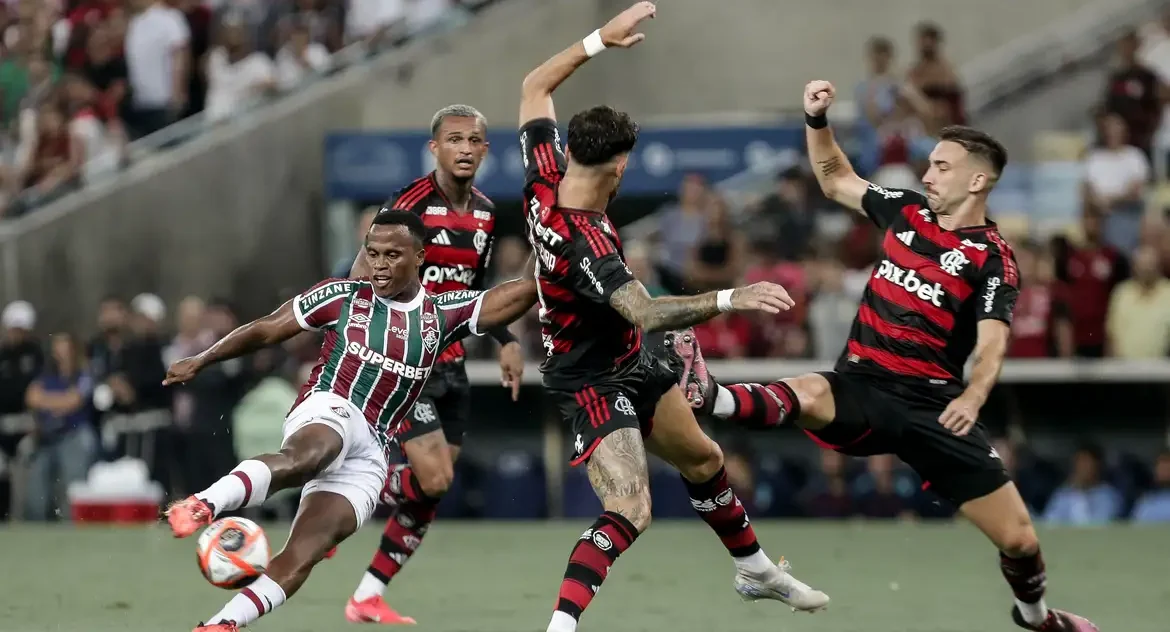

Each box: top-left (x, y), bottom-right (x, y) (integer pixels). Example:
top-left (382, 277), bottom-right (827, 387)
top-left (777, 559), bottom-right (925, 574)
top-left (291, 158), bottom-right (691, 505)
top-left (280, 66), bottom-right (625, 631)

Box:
top-left (282, 391), bottom-right (387, 528)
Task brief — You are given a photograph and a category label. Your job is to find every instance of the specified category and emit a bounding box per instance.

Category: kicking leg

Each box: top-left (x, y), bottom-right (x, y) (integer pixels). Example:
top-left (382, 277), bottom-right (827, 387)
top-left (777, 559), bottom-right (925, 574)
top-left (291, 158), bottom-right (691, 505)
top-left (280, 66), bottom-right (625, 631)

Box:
top-left (547, 428), bottom-right (650, 632)
top-left (645, 386), bottom-right (829, 613)
top-left (199, 490), bottom-right (359, 630)
top-left (348, 428), bottom-right (458, 624)
top-left (167, 423), bottom-right (343, 538)
top-left (961, 483), bottom-right (1099, 632)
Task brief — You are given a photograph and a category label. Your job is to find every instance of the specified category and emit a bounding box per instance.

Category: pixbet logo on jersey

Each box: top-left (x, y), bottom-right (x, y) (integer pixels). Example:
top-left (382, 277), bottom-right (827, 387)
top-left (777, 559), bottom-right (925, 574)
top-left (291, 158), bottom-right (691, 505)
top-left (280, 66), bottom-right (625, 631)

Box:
top-left (873, 260), bottom-right (945, 307)
top-left (422, 265), bottom-right (476, 286)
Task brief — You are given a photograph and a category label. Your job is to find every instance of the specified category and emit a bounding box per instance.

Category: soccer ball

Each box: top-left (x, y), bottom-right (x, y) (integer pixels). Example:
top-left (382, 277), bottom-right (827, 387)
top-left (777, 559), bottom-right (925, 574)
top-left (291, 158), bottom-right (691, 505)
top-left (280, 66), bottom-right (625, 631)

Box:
top-left (196, 517), bottom-right (270, 589)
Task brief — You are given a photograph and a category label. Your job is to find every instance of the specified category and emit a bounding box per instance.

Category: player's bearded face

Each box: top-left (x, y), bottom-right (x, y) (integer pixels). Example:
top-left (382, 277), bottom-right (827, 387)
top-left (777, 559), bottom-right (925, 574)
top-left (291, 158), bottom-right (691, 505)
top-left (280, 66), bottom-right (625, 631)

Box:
top-left (365, 226), bottom-right (425, 298)
top-left (431, 117), bottom-right (488, 181)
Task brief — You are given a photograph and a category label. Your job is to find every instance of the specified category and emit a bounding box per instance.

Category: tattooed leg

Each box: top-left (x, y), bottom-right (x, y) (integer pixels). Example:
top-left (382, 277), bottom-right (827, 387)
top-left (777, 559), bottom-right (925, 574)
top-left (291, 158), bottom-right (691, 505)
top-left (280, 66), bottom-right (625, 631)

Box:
top-left (548, 428), bottom-right (650, 631)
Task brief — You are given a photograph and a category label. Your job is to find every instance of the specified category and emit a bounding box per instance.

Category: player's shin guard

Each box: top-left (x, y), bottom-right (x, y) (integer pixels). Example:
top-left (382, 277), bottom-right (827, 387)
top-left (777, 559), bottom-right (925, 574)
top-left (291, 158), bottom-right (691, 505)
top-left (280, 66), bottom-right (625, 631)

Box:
top-left (1000, 550), bottom-right (1049, 626)
top-left (205, 575), bottom-right (287, 628)
top-left (196, 460), bottom-right (273, 516)
top-left (682, 466), bottom-right (769, 572)
top-left (712, 382), bottom-right (800, 429)
top-left (551, 512), bottom-right (639, 630)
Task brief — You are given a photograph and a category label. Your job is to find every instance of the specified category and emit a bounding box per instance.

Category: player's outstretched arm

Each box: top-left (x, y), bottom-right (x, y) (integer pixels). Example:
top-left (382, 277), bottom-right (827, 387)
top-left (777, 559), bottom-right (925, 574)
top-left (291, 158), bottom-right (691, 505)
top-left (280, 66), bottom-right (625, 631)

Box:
top-left (163, 301), bottom-right (302, 385)
top-left (608, 280), bottom-right (794, 333)
top-left (804, 80), bottom-right (870, 213)
top-left (518, 1), bottom-right (655, 127)
top-left (476, 279), bottom-right (539, 331)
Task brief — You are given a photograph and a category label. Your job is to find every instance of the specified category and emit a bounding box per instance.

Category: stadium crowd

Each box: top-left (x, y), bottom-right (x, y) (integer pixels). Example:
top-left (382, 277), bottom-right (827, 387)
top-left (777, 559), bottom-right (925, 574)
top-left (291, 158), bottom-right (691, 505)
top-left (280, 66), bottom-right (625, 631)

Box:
top-left (0, 0), bottom-right (486, 220)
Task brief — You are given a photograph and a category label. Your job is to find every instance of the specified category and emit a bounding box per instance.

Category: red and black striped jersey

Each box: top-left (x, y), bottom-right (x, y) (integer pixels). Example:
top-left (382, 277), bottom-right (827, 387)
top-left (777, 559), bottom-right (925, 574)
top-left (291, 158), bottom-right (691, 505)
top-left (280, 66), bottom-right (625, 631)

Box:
top-left (379, 172), bottom-right (497, 363)
top-left (519, 118), bottom-right (641, 387)
top-left (838, 184), bottom-right (1020, 400)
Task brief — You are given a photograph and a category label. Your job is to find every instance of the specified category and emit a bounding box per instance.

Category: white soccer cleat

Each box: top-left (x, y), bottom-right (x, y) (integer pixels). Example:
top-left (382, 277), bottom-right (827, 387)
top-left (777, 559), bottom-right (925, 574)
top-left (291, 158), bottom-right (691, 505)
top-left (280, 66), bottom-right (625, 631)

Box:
top-left (733, 557), bottom-right (830, 613)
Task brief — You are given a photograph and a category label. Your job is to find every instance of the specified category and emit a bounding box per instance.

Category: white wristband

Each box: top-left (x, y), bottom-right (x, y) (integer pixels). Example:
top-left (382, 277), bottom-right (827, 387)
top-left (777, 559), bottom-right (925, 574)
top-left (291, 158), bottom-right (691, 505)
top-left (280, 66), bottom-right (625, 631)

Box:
top-left (583, 29), bottom-right (606, 57)
top-left (716, 289), bottom-right (734, 313)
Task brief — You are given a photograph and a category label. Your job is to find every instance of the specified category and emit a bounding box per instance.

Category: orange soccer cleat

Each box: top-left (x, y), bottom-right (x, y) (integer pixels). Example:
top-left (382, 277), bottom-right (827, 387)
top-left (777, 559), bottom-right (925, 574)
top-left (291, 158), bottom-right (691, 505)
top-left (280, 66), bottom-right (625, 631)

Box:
top-left (166, 496), bottom-right (213, 538)
top-left (193, 622), bottom-right (238, 632)
top-left (345, 596), bottom-right (417, 625)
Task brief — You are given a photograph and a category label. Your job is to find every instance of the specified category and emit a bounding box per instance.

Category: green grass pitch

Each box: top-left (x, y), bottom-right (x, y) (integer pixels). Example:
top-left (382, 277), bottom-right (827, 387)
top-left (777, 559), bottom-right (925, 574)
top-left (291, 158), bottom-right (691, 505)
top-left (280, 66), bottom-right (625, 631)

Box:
top-left (3, 521), bottom-right (1167, 632)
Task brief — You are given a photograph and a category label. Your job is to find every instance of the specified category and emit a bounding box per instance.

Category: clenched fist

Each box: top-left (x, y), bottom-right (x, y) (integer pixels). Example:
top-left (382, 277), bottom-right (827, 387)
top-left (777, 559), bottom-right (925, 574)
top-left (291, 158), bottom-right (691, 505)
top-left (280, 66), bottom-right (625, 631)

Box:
top-left (730, 282), bottom-right (796, 315)
top-left (600, 1), bottom-right (656, 48)
top-left (803, 80), bottom-right (836, 117)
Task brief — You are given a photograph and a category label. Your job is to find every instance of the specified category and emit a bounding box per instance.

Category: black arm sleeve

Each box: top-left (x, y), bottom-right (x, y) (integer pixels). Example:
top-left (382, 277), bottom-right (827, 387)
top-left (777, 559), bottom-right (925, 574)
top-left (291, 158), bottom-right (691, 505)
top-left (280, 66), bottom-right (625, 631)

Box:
top-left (520, 118), bottom-right (567, 188)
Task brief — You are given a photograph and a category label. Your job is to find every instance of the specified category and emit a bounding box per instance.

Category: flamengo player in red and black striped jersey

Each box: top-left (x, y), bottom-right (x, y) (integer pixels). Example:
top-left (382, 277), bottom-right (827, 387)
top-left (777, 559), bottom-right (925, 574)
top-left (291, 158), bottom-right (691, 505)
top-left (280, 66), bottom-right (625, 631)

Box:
top-left (162, 212), bottom-right (537, 632)
top-left (518, 5), bottom-right (828, 632)
top-left (676, 81), bottom-right (1098, 632)
top-left (344, 106), bottom-right (528, 625)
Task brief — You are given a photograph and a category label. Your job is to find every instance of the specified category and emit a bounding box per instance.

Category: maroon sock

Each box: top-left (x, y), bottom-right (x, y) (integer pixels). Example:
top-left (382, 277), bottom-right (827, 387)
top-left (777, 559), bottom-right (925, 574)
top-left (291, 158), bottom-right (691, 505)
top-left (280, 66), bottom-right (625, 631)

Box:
top-left (554, 512), bottom-right (639, 621)
top-left (367, 499), bottom-right (439, 583)
top-left (724, 381), bottom-right (800, 428)
top-left (1000, 550), bottom-right (1047, 603)
top-left (682, 466), bottom-right (761, 558)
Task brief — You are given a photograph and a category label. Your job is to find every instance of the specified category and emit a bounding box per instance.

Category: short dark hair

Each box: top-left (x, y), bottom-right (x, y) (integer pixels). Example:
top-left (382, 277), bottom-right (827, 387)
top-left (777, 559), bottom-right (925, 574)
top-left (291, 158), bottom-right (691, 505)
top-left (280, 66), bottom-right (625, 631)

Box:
top-left (370, 210), bottom-right (426, 247)
top-left (916, 21), bottom-right (942, 40)
top-left (938, 125), bottom-right (1008, 177)
top-left (1075, 441), bottom-right (1105, 466)
top-left (868, 36), bottom-right (893, 55)
top-left (566, 106), bottom-right (639, 167)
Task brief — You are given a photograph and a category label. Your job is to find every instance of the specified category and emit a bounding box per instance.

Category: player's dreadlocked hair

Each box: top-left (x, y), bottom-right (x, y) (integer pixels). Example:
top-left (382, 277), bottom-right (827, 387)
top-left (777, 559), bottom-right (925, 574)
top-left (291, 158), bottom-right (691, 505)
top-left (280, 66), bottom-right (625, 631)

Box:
top-left (566, 105), bottom-right (639, 166)
top-left (430, 104), bottom-right (487, 138)
top-left (939, 126), bottom-right (1008, 179)
top-left (370, 208), bottom-right (427, 247)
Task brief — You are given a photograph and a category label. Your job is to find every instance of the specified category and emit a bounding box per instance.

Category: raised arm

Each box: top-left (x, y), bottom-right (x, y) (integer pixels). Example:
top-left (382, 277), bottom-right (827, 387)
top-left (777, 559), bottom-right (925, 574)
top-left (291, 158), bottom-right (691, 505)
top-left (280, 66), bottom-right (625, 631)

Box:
top-left (476, 279), bottom-right (539, 331)
top-left (519, 1), bottom-right (656, 127)
top-left (803, 80), bottom-right (871, 213)
top-left (609, 280), bottom-right (794, 332)
top-left (164, 300), bottom-right (303, 385)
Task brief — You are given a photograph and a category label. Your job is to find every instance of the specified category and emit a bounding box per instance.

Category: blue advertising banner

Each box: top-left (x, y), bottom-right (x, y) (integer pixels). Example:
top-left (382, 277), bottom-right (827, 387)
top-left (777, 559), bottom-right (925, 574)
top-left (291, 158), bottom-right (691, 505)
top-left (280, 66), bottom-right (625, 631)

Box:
top-left (325, 124), bottom-right (807, 200)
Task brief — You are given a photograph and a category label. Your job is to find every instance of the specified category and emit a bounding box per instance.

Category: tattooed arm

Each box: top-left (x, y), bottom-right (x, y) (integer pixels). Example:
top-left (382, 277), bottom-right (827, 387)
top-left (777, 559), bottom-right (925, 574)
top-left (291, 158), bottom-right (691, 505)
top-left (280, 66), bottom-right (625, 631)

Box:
top-left (587, 427), bottom-right (652, 530)
top-left (607, 279), bottom-right (794, 332)
top-left (803, 80), bottom-right (870, 213)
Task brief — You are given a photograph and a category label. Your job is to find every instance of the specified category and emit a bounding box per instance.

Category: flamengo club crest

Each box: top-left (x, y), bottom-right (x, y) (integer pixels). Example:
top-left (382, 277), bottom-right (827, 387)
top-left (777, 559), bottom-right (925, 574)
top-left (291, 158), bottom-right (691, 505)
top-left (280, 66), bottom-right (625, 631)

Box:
top-left (939, 248), bottom-right (969, 276)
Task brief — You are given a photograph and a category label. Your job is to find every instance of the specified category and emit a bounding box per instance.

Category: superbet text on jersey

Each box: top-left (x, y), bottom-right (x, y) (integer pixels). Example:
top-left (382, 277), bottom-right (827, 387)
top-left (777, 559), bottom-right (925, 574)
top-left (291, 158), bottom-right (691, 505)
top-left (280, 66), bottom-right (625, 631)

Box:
top-left (841, 184), bottom-right (1020, 401)
top-left (519, 118), bottom-right (642, 384)
top-left (377, 173), bottom-right (497, 363)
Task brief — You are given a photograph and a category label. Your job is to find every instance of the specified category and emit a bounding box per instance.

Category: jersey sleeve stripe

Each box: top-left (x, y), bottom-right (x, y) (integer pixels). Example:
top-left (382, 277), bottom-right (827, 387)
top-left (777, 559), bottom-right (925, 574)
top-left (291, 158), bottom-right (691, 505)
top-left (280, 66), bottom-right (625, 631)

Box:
top-left (467, 293), bottom-right (486, 336)
top-left (571, 215), bottom-right (614, 258)
top-left (538, 144), bottom-right (560, 183)
top-left (293, 296), bottom-right (314, 331)
top-left (987, 231), bottom-right (1019, 286)
top-left (394, 180), bottom-right (433, 210)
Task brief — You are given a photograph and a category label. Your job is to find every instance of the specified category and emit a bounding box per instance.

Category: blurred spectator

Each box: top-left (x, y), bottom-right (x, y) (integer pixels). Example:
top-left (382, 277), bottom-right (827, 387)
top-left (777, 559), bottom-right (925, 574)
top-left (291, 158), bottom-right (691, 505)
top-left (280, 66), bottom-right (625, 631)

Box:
top-left (275, 0), bottom-right (343, 53)
top-left (654, 173), bottom-right (711, 295)
top-left (742, 256), bottom-right (808, 358)
top-left (906, 22), bottom-right (966, 131)
top-left (0, 301), bottom-right (43, 419)
top-left (801, 450), bottom-right (854, 518)
top-left (23, 332), bottom-right (98, 521)
top-left (1131, 451), bottom-right (1170, 522)
top-left (1008, 244), bottom-right (1073, 358)
top-left (62, 72), bottom-right (123, 184)
top-left (809, 257), bottom-right (858, 360)
top-left (0, 38), bottom-right (60, 131)
top-left (345, 0), bottom-right (405, 50)
top-left (746, 167), bottom-right (816, 262)
top-left (854, 36), bottom-right (899, 176)
top-left (1043, 443), bottom-right (1123, 525)
top-left (130, 292), bottom-right (167, 338)
top-left (331, 204), bottom-right (378, 278)
top-left (177, 299), bottom-right (250, 493)
top-left (174, 0), bottom-right (214, 118)
top-left (1103, 30), bottom-right (1162, 156)
top-left (684, 195), bottom-right (743, 293)
top-left (61, 0), bottom-right (121, 70)
top-left (1106, 245), bottom-right (1170, 357)
top-left (1084, 113), bottom-right (1150, 253)
top-left (871, 84), bottom-right (935, 189)
top-left (205, 16), bottom-right (276, 123)
top-left (1054, 212), bottom-right (1129, 357)
top-left (691, 314), bottom-right (752, 359)
top-left (274, 17), bottom-right (330, 91)
top-left (87, 295), bottom-right (168, 415)
top-left (165, 296), bottom-right (209, 457)
top-left (80, 21), bottom-right (128, 127)
top-left (124, 0), bottom-right (190, 139)
top-left (622, 240), bottom-right (665, 297)
top-left (853, 454), bottom-right (915, 519)
top-left (9, 100), bottom-right (80, 216)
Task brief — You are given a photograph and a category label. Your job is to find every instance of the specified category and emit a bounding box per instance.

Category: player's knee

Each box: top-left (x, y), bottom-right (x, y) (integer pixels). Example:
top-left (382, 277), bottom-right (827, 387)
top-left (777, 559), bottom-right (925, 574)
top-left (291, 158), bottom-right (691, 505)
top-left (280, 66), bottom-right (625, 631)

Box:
top-left (279, 431), bottom-right (342, 485)
top-left (674, 437), bottom-right (724, 484)
top-left (416, 462), bottom-right (454, 498)
top-left (605, 490), bottom-right (653, 534)
top-left (999, 522), bottom-right (1040, 558)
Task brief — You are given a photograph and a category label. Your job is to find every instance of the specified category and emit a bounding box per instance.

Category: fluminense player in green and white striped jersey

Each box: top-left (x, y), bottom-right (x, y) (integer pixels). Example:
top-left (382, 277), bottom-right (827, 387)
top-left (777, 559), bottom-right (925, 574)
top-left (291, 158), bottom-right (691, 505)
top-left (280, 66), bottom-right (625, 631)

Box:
top-left (161, 211), bottom-right (536, 632)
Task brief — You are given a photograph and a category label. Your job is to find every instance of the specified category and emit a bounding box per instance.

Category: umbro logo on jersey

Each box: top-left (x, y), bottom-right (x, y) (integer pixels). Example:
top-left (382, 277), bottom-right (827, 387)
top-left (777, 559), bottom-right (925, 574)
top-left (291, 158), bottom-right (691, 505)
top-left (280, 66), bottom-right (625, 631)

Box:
top-left (896, 231), bottom-right (915, 246)
top-left (433, 230), bottom-right (452, 245)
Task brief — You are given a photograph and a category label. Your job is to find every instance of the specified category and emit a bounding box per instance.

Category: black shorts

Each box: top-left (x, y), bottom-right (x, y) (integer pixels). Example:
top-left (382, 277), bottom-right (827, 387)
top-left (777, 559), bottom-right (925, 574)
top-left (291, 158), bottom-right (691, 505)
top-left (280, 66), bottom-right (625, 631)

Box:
top-left (804, 370), bottom-right (1010, 506)
top-left (546, 347), bottom-right (678, 466)
top-left (394, 361), bottom-right (471, 447)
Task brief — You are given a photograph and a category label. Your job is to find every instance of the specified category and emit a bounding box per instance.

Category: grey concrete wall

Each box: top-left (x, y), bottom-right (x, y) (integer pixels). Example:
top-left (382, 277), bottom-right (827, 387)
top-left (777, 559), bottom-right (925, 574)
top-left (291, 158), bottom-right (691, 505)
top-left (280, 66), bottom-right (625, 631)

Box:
top-left (362, 0), bottom-right (1098, 129)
